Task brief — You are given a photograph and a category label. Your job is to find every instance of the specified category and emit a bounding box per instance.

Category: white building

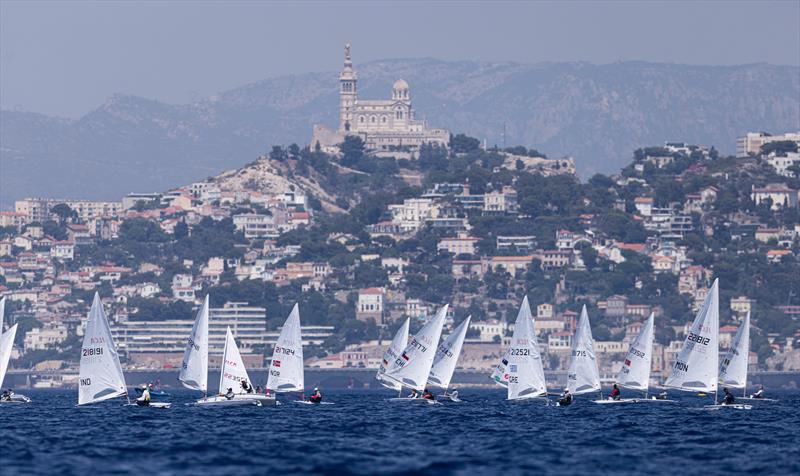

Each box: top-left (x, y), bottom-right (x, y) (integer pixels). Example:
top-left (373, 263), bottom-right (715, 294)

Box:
top-left (24, 324), bottom-right (68, 351)
top-left (751, 184), bottom-right (799, 210)
top-left (388, 198), bottom-right (434, 233)
top-left (233, 213), bottom-right (275, 239)
top-left (356, 288), bottom-right (385, 323)
top-left (311, 44), bottom-right (449, 154)
top-left (437, 236), bottom-right (479, 256)
top-left (766, 151), bottom-right (800, 177)
top-left (469, 319), bottom-right (506, 342)
top-left (736, 131), bottom-right (800, 157)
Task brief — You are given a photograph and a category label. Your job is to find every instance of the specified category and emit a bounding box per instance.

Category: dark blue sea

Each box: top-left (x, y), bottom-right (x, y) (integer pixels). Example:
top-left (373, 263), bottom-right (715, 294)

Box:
top-left (1, 389), bottom-right (798, 475)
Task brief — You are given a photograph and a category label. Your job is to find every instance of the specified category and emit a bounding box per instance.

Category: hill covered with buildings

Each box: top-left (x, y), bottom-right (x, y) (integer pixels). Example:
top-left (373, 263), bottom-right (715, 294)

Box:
top-left (1, 130), bottom-right (799, 382)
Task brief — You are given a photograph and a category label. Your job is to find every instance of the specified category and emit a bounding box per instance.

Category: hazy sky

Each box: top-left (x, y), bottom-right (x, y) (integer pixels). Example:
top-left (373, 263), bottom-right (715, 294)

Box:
top-left (2, 0), bottom-right (798, 118)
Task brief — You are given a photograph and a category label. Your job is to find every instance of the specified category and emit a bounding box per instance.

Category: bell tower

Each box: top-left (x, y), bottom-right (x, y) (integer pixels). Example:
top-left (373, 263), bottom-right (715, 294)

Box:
top-left (339, 43), bottom-right (358, 133)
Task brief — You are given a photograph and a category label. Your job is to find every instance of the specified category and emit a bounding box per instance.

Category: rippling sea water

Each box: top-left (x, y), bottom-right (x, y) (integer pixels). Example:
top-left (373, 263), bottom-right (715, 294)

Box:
top-left (1, 389), bottom-right (798, 475)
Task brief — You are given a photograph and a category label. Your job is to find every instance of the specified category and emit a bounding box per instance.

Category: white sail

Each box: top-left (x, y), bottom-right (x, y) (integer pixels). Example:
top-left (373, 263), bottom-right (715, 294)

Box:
top-left (719, 311), bottom-right (750, 389)
top-left (384, 304), bottom-right (448, 391)
top-left (267, 303), bottom-right (304, 393)
top-left (507, 297), bottom-right (547, 400)
top-left (78, 293), bottom-right (127, 405)
top-left (617, 313), bottom-right (655, 392)
top-left (490, 350), bottom-right (510, 388)
top-left (567, 305), bottom-right (601, 395)
top-left (218, 326), bottom-right (253, 395)
top-left (0, 297), bottom-right (5, 336)
top-left (665, 278), bottom-right (720, 392)
top-left (0, 324), bottom-right (18, 390)
top-left (179, 295), bottom-right (209, 393)
top-left (377, 318), bottom-right (410, 390)
top-left (428, 315), bottom-right (471, 391)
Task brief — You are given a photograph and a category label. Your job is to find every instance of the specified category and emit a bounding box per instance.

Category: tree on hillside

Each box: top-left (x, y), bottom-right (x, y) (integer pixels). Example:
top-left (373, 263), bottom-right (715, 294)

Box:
top-left (340, 135), bottom-right (365, 167)
top-left (449, 134), bottom-right (480, 154)
top-left (51, 203), bottom-right (76, 225)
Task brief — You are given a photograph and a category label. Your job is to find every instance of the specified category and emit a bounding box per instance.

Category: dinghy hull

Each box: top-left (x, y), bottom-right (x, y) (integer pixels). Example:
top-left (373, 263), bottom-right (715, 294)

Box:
top-left (194, 396), bottom-right (262, 407)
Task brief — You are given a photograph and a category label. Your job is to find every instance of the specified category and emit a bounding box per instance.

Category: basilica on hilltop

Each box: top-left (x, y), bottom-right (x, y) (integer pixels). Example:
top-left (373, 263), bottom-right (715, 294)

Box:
top-left (311, 44), bottom-right (449, 155)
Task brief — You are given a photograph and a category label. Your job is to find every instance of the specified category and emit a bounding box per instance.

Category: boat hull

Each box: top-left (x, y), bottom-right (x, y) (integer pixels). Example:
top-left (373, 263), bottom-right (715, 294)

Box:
top-left (194, 396), bottom-right (262, 407)
top-left (0, 394), bottom-right (32, 404)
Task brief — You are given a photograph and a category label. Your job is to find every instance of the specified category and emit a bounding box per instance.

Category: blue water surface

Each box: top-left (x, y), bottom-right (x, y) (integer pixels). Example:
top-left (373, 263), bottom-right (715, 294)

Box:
top-left (1, 388), bottom-right (798, 475)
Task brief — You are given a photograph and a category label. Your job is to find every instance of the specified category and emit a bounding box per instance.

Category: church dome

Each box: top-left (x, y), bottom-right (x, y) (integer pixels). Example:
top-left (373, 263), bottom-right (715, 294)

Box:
top-left (393, 79), bottom-right (409, 90)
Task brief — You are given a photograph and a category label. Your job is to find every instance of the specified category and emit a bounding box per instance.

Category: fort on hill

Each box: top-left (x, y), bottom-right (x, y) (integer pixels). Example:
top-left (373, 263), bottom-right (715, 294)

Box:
top-left (311, 44), bottom-right (449, 155)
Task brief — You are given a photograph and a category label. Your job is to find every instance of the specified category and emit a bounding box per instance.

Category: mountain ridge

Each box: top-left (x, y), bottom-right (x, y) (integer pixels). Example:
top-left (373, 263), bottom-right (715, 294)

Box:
top-left (1, 58), bottom-right (798, 205)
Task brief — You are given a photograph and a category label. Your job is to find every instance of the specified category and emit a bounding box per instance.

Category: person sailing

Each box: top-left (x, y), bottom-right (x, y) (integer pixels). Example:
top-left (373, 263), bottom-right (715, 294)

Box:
top-left (136, 385), bottom-right (151, 407)
top-left (722, 387), bottom-right (735, 405)
top-left (0, 390), bottom-right (11, 402)
top-left (558, 388), bottom-right (572, 407)
top-left (309, 387), bottom-right (322, 404)
top-left (422, 388), bottom-right (435, 400)
top-left (225, 387), bottom-right (235, 400)
top-left (608, 383), bottom-right (621, 401)
top-left (408, 389), bottom-right (419, 399)
top-left (655, 391), bottom-right (669, 400)
top-left (240, 380), bottom-right (254, 394)
top-left (751, 385), bottom-right (765, 399)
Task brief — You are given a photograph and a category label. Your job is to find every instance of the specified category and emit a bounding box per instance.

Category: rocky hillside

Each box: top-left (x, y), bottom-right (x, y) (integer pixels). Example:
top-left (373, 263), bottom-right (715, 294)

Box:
top-left (1, 59), bottom-right (798, 204)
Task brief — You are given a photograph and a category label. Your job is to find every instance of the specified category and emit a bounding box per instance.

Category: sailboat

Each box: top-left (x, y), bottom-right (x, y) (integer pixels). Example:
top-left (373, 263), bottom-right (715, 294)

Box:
top-left (720, 313), bottom-right (773, 402)
top-left (566, 305), bottom-right (601, 402)
top-left (266, 304), bottom-right (308, 403)
top-left (506, 296), bottom-right (548, 403)
top-left (594, 313), bottom-right (674, 404)
top-left (664, 279), bottom-right (750, 410)
top-left (78, 293), bottom-right (169, 408)
top-left (383, 304), bottom-right (448, 403)
top-left (218, 326), bottom-right (275, 404)
top-left (0, 297), bottom-right (30, 403)
top-left (428, 315), bottom-right (471, 402)
top-left (376, 318), bottom-right (410, 392)
top-left (184, 296), bottom-right (261, 406)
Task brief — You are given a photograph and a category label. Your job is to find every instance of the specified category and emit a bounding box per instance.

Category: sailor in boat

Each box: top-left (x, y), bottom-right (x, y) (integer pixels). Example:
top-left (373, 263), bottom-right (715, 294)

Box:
top-left (0, 389), bottom-right (12, 402)
top-left (136, 386), bottom-right (151, 407)
top-left (654, 391), bottom-right (669, 400)
top-left (255, 385), bottom-right (262, 394)
top-left (422, 389), bottom-right (435, 401)
top-left (722, 387), bottom-right (735, 405)
top-left (750, 385), bottom-right (765, 399)
top-left (608, 384), bottom-right (621, 401)
top-left (408, 389), bottom-right (419, 399)
top-left (309, 388), bottom-right (322, 404)
top-left (225, 388), bottom-right (235, 400)
top-left (558, 388), bottom-right (572, 406)
top-left (240, 380), bottom-right (254, 394)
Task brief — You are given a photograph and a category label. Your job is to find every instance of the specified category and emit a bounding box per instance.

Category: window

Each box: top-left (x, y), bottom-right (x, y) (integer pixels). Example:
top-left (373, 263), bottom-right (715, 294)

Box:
top-left (359, 116), bottom-right (365, 123)
top-left (382, 116), bottom-right (387, 123)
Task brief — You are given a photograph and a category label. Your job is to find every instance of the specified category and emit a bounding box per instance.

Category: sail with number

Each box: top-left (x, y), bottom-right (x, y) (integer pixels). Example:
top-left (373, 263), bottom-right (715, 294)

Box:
top-left (78, 293), bottom-right (128, 405)
top-left (384, 304), bottom-right (448, 391)
top-left (617, 313), bottom-right (655, 393)
top-left (219, 326), bottom-right (253, 394)
top-left (567, 305), bottom-right (601, 395)
top-left (266, 303), bottom-right (304, 393)
top-left (179, 295), bottom-right (209, 393)
top-left (0, 324), bottom-right (17, 390)
top-left (428, 315), bottom-right (471, 391)
top-left (719, 311), bottom-right (750, 389)
top-left (665, 278), bottom-right (720, 392)
top-left (377, 318), bottom-right (410, 390)
top-left (507, 296), bottom-right (547, 400)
